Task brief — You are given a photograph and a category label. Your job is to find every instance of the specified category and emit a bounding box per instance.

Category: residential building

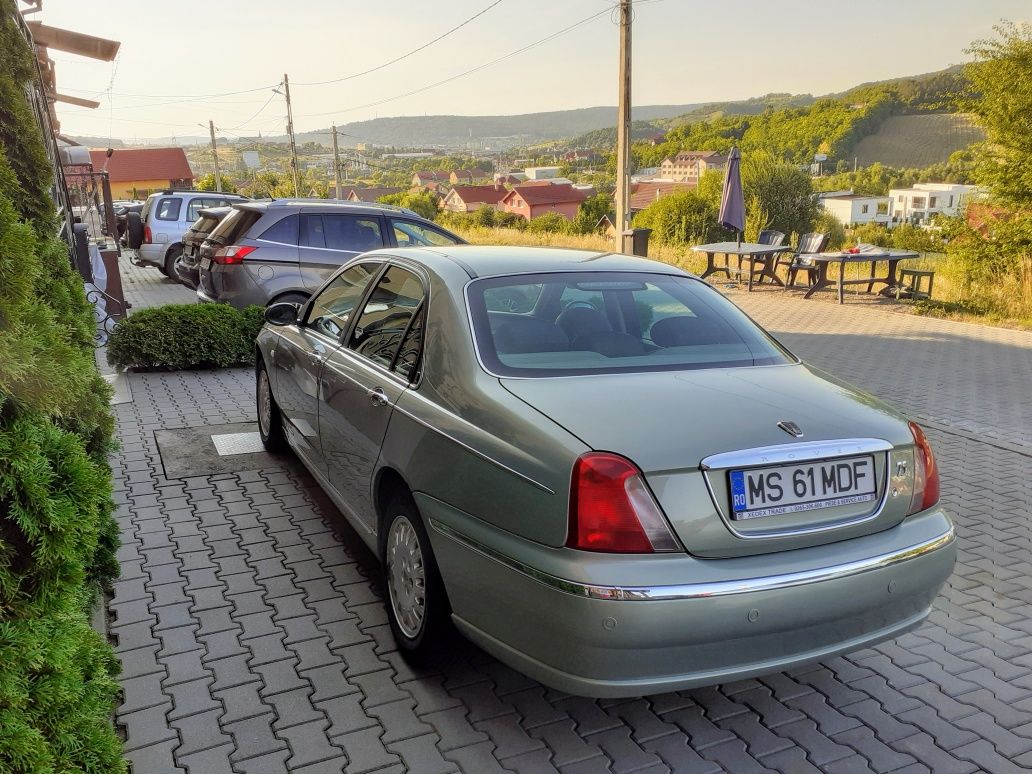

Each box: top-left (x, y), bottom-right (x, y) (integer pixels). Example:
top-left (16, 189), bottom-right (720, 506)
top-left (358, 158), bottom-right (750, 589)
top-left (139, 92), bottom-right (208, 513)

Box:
top-left (342, 186), bottom-right (404, 203)
top-left (888, 183), bottom-right (979, 224)
top-left (561, 149), bottom-right (598, 164)
top-left (449, 169), bottom-right (487, 185)
top-left (441, 184), bottom-right (508, 212)
top-left (659, 151), bottom-right (727, 184)
top-left (629, 181), bottom-right (694, 213)
top-left (819, 194), bottom-right (892, 226)
top-left (521, 177), bottom-right (575, 187)
top-left (88, 147), bottom-right (192, 199)
top-left (646, 133), bottom-right (668, 146)
top-left (524, 166), bottom-right (561, 180)
top-left (411, 170), bottom-right (450, 186)
top-left (499, 183), bottom-right (587, 221)
top-left (494, 172), bottom-right (527, 185)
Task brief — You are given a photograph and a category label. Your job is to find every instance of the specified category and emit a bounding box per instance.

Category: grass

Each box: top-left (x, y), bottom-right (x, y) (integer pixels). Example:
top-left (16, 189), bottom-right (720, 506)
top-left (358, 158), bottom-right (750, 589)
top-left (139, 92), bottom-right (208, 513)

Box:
top-left (451, 226), bottom-right (1032, 330)
top-left (852, 113), bottom-right (985, 168)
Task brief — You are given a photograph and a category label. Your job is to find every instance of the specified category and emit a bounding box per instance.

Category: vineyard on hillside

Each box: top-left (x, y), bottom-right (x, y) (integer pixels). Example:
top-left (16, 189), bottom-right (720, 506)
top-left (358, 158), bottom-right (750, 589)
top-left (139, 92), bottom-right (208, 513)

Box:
top-left (853, 113), bottom-right (984, 167)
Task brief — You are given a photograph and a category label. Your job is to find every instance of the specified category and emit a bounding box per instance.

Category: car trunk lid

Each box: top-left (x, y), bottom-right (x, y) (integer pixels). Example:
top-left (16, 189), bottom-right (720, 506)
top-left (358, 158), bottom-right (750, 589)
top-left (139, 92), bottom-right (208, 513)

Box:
top-left (500, 363), bottom-right (917, 558)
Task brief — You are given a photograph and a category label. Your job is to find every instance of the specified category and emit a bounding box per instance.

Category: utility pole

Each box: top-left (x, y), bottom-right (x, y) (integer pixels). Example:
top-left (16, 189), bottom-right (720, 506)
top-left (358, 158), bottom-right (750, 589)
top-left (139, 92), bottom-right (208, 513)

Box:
top-left (283, 73), bottom-right (300, 197)
top-left (614, 0), bottom-right (633, 241)
top-left (331, 125), bottom-right (343, 200)
top-left (208, 120), bottom-right (222, 192)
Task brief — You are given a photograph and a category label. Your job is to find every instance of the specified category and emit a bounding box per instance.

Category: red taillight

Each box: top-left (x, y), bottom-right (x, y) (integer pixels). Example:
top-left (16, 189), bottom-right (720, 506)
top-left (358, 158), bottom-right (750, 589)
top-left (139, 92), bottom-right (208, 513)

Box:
top-left (567, 452), bottom-right (680, 553)
top-left (908, 422), bottom-right (940, 514)
top-left (213, 245), bottom-right (257, 265)
top-left (144, 225), bottom-right (152, 243)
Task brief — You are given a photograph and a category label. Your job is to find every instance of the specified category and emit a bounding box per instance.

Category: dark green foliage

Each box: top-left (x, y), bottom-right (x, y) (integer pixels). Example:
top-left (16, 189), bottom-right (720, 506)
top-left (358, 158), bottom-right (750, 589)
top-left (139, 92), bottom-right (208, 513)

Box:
top-left (632, 190), bottom-right (722, 247)
top-left (0, 1), bottom-right (123, 768)
top-left (107, 303), bottom-right (266, 370)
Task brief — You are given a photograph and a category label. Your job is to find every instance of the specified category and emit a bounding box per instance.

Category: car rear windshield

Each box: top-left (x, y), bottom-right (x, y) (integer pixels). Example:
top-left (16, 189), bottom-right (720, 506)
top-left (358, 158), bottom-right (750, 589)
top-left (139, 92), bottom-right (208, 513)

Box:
top-left (206, 207), bottom-right (262, 247)
top-left (467, 272), bottom-right (793, 377)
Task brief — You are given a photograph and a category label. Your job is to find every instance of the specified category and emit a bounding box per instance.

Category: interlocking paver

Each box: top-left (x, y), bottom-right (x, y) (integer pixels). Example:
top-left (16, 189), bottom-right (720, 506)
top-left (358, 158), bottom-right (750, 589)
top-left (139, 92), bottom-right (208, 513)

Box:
top-left (111, 260), bottom-right (1032, 772)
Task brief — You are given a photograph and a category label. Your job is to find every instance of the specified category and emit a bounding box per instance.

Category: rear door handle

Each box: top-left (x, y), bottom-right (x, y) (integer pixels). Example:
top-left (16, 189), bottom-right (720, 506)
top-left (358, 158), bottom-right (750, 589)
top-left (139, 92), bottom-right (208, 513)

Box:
top-left (367, 387), bottom-right (389, 407)
top-left (307, 350), bottom-right (325, 367)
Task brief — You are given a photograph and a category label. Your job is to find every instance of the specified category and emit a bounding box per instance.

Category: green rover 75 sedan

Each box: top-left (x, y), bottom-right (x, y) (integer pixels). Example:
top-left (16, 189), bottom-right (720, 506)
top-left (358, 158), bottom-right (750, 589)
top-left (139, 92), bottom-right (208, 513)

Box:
top-left (254, 245), bottom-right (955, 698)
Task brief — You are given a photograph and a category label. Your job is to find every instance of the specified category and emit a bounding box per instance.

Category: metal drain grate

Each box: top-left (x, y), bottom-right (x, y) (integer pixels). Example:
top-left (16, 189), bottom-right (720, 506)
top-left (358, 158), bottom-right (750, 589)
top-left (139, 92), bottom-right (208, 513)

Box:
top-left (211, 432), bottom-right (265, 456)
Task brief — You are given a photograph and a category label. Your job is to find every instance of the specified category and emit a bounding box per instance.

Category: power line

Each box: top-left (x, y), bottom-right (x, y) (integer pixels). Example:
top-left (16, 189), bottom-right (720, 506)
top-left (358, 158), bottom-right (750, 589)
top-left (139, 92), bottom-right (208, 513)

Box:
top-left (298, 6), bottom-right (613, 119)
top-left (294, 0), bottom-right (504, 87)
top-left (224, 91), bottom-right (280, 131)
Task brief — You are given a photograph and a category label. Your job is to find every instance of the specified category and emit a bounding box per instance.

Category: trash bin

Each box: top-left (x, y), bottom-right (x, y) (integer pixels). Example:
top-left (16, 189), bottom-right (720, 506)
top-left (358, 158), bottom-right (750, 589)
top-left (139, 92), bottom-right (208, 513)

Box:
top-left (621, 228), bottom-right (651, 257)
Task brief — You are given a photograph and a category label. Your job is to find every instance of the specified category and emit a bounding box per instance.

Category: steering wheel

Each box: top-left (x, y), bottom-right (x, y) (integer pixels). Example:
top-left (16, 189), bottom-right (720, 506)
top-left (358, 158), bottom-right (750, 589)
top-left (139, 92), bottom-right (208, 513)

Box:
top-left (564, 300), bottom-right (597, 310)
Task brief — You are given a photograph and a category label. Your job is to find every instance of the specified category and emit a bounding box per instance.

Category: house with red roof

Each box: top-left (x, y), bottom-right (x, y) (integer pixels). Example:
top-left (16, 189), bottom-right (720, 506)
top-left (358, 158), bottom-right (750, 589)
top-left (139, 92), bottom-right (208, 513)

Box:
top-left (441, 184), bottom-right (508, 213)
top-left (411, 170), bottom-right (450, 187)
top-left (499, 184), bottom-right (587, 221)
top-left (629, 181), bottom-right (694, 212)
top-left (88, 147), bottom-right (193, 199)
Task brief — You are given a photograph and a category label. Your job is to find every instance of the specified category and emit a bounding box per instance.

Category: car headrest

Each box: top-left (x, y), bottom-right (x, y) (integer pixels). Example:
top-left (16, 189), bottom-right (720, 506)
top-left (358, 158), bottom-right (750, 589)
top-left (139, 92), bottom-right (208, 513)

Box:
top-left (651, 316), bottom-right (722, 347)
top-left (556, 306), bottom-right (610, 341)
top-left (494, 318), bottom-right (570, 355)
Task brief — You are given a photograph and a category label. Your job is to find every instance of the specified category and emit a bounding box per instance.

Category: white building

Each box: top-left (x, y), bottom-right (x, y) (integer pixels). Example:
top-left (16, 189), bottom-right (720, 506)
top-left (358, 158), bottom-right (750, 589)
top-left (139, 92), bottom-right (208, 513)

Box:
top-left (888, 183), bottom-right (979, 224)
top-left (819, 194), bottom-right (892, 226)
top-left (524, 166), bottom-right (561, 180)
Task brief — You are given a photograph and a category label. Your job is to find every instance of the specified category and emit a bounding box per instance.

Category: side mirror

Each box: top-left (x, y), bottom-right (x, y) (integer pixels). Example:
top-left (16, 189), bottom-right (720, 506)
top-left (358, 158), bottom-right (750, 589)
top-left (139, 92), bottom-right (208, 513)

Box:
top-left (265, 302), bottom-right (299, 326)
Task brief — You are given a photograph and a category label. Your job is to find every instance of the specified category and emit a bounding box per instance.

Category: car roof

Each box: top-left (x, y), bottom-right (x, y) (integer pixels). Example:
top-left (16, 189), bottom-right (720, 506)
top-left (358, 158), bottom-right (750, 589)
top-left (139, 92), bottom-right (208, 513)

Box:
top-left (381, 245), bottom-right (692, 279)
top-left (235, 198), bottom-right (421, 219)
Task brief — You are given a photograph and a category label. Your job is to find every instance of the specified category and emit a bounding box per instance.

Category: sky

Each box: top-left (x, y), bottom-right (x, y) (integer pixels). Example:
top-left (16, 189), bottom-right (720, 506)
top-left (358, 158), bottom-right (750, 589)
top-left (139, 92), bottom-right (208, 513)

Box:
top-left (39, 0), bottom-right (1027, 143)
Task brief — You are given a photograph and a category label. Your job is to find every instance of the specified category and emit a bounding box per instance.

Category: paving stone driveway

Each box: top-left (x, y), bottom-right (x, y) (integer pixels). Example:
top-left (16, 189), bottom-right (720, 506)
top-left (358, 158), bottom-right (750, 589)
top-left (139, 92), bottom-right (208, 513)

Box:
top-left (109, 262), bottom-right (1032, 773)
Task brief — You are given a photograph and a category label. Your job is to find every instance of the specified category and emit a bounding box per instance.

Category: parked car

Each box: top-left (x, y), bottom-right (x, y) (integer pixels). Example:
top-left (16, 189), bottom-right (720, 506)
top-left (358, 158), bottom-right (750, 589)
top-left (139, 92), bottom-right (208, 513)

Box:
top-left (197, 199), bottom-right (463, 308)
top-left (128, 190), bottom-right (246, 277)
top-left (254, 245), bottom-right (956, 697)
top-left (174, 206), bottom-right (231, 290)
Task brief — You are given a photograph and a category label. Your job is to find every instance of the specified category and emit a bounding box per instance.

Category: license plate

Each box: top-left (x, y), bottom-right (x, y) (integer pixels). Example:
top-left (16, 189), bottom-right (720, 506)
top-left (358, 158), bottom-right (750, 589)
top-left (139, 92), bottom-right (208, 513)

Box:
top-left (729, 455), bottom-right (876, 520)
top-left (200, 257), bottom-right (211, 270)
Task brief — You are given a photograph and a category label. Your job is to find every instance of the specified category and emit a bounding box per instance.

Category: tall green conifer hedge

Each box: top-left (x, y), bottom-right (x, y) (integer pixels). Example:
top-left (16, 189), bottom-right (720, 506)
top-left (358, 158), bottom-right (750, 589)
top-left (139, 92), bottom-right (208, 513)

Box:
top-left (0, 2), bottom-right (124, 771)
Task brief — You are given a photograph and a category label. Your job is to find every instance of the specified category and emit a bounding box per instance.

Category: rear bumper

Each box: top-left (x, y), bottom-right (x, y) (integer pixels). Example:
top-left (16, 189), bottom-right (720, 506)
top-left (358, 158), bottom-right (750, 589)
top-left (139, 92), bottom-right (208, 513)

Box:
top-left (175, 259), bottom-right (199, 289)
top-left (424, 500), bottom-right (955, 697)
top-left (137, 243), bottom-right (165, 267)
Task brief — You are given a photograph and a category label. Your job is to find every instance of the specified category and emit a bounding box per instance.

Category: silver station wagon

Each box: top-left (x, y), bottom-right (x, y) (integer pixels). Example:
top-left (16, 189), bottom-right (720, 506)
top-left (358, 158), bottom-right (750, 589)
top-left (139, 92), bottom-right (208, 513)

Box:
top-left (254, 245), bottom-right (955, 697)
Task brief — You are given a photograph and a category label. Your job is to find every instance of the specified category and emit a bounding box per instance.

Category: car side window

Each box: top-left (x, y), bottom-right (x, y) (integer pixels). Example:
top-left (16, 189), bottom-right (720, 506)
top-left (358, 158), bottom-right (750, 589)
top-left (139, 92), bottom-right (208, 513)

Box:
top-left (304, 262), bottom-right (381, 339)
top-left (155, 197), bottom-right (181, 221)
top-left (300, 214), bottom-right (384, 252)
top-left (392, 306), bottom-right (424, 381)
top-left (258, 214), bottom-right (299, 244)
top-left (187, 198), bottom-right (219, 221)
top-left (348, 266), bottom-right (425, 370)
top-left (391, 219), bottom-right (459, 248)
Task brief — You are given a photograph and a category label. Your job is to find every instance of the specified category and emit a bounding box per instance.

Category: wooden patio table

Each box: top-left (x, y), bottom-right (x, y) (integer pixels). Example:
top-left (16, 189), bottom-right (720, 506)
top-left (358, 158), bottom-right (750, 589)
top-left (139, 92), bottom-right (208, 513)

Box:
top-left (692, 241), bottom-right (793, 291)
top-left (800, 249), bottom-right (921, 304)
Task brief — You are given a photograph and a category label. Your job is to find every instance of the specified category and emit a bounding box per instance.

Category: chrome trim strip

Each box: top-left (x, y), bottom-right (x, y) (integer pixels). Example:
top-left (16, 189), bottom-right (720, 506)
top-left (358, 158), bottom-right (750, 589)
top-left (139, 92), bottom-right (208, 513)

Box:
top-left (700, 438), bottom-right (894, 540)
top-left (430, 519), bottom-right (955, 602)
top-left (700, 438), bottom-right (894, 470)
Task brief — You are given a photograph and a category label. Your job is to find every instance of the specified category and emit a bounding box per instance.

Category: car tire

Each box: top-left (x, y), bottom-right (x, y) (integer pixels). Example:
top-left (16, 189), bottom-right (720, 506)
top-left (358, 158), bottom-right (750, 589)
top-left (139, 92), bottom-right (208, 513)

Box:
top-left (256, 362), bottom-right (286, 452)
top-left (125, 211), bottom-right (144, 249)
top-left (164, 245), bottom-right (183, 279)
top-left (380, 494), bottom-right (450, 660)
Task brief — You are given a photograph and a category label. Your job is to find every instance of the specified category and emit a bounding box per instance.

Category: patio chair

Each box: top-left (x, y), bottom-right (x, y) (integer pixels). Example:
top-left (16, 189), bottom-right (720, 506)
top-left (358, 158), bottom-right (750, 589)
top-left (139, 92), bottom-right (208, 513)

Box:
top-left (781, 232), bottom-right (831, 289)
top-left (737, 229), bottom-right (786, 286)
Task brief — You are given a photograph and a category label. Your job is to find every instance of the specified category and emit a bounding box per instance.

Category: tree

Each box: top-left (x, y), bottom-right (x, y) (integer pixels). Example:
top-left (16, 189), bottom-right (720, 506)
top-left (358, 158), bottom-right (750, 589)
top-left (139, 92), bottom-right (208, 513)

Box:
top-left (965, 21), bottom-right (1032, 206)
top-left (632, 190), bottom-right (721, 246)
top-left (571, 193), bottom-right (612, 235)
top-left (195, 172), bottom-right (238, 193)
top-left (378, 191), bottom-right (439, 221)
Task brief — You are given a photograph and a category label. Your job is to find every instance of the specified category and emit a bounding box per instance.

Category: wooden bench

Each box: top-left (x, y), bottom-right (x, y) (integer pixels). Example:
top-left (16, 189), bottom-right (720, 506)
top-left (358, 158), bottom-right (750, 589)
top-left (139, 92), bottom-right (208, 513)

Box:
top-left (897, 268), bottom-right (935, 300)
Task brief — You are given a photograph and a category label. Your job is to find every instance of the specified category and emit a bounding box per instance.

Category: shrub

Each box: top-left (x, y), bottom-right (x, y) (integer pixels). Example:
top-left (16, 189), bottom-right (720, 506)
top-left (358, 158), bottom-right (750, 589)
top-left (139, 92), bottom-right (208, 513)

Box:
top-left (633, 190), bottom-right (722, 246)
top-left (107, 303), bottom-right (265, 370)
top-left (526, 212), bottom-right (570, 234)
top-left (815, 211), bottom-right (848, 250)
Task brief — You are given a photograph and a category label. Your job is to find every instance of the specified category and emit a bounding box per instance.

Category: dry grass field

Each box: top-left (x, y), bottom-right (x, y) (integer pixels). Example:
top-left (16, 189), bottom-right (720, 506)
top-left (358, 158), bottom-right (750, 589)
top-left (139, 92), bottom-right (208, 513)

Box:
top-left (853, 113), bottom-right (984, 167)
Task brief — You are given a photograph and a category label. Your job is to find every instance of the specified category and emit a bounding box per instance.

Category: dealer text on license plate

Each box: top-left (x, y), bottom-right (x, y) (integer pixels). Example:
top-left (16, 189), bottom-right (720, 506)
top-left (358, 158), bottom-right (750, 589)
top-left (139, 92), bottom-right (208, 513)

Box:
top-left (200, 257), bottom-right (212, 270)
top-left (729, 455), bottom-right (876, 520)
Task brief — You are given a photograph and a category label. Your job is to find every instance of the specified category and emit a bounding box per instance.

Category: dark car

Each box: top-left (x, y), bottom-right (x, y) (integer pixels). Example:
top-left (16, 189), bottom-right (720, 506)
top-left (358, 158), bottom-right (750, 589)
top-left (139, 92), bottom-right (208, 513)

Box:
top-left (197, 199), bottom-right (464, 308)
top-left (174, 207), bottom-right (231, 289)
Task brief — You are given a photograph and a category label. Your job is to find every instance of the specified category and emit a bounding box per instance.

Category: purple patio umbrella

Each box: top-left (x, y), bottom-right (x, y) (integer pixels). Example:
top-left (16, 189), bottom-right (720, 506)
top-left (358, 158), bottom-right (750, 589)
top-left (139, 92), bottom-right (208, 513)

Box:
top-left (718, 146), bottom-right (745, 247)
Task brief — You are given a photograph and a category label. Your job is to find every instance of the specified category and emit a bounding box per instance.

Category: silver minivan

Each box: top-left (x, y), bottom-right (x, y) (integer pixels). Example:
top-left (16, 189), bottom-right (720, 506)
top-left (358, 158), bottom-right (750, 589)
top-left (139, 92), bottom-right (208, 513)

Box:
top-left (197, 199), bottom-right (464, 308)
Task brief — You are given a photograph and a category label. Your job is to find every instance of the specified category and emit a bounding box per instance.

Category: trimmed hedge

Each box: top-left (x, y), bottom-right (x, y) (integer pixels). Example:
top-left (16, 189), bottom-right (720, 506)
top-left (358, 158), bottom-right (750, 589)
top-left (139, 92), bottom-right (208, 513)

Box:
top-left (107, 303), bottom-right (265, 370)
